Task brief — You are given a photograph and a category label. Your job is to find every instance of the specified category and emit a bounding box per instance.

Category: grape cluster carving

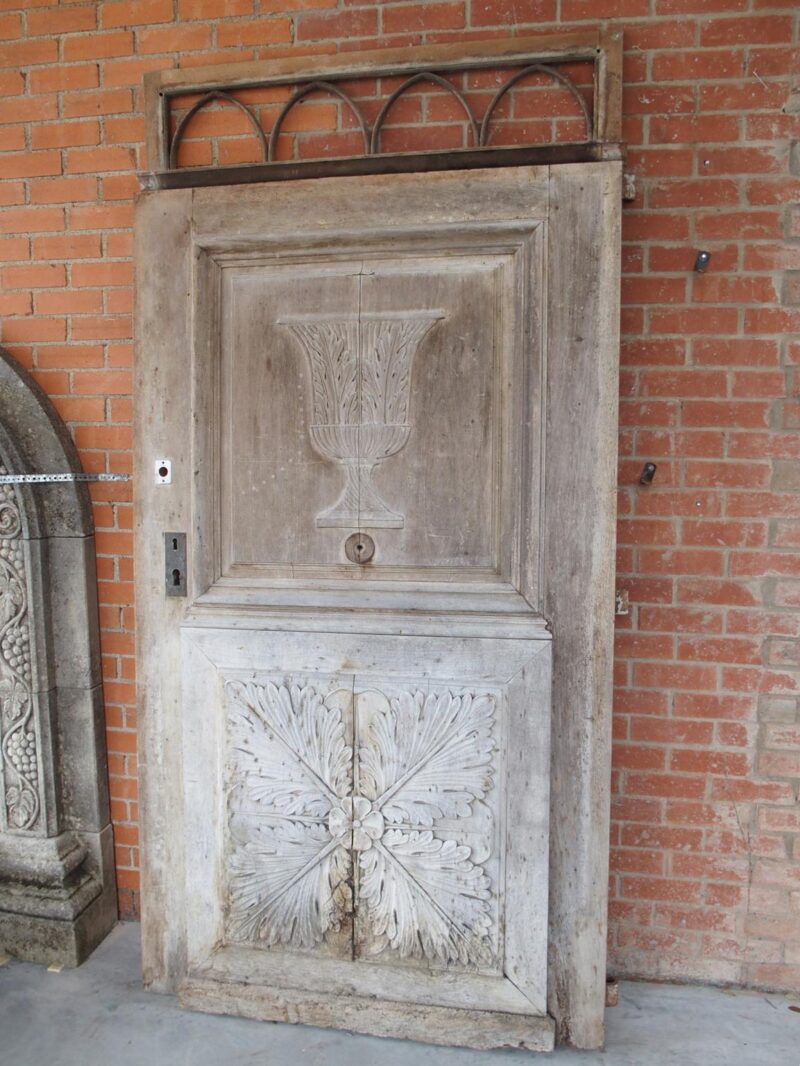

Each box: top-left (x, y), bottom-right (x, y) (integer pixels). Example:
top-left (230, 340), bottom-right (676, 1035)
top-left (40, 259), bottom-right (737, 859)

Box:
top-left (0, 475), bottom-right (39, 831)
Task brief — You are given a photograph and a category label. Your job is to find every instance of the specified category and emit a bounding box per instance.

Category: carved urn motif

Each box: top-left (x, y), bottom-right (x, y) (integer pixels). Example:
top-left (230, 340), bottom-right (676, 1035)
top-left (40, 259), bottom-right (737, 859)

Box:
top-left (279, 311), bottom-right (444, 529)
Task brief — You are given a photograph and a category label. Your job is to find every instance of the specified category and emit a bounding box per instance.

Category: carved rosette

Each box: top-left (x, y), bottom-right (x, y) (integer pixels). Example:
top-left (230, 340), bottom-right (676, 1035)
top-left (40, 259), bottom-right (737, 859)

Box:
top-left (226, 680), bottom-right (497, 968)
top-left (0, 469), bottom-right (40, 832)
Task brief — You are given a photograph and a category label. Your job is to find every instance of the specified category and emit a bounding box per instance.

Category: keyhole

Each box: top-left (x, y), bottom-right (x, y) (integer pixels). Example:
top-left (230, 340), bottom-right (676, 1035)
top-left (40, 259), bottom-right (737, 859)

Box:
top-left (172, 537), bottom-right (178, 551)
top-left (344, 532), bottom-right (375, 564)
top-left (172, 568), bottom-right (181, 587)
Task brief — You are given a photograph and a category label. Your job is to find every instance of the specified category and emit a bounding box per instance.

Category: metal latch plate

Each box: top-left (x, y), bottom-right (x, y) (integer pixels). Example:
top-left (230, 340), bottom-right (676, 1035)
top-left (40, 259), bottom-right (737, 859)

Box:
top-left (164, 532), bottom-right (187, 597)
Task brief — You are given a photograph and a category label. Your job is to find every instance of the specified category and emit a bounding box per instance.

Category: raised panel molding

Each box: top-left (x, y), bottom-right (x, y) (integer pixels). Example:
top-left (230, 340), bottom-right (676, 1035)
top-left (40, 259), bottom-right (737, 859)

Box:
top-left (179, 624), bottom-right (550, 1023)
top-left (200, 225), bottom-right (543, 588)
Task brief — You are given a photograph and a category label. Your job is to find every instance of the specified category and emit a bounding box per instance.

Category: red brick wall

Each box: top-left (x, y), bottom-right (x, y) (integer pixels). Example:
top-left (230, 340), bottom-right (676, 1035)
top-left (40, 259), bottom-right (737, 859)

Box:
top-left (1, 0), bottom-right (798, 992)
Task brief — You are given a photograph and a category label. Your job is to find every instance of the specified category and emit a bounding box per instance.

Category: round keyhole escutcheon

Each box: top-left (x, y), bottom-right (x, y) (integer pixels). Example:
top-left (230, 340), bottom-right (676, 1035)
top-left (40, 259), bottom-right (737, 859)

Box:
top-left (345, 532), bottom-right (375, 565)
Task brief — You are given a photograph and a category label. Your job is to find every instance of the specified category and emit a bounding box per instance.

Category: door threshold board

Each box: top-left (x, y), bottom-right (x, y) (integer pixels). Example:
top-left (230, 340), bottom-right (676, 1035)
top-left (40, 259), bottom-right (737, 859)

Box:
top-left (179, 973), bottom-right (555, 1053)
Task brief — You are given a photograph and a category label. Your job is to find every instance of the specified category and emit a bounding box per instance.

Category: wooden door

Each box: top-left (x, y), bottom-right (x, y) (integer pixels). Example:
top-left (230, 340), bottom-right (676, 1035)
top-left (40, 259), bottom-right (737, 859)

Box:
top-left (135, 163), bottom-right (621, 1052)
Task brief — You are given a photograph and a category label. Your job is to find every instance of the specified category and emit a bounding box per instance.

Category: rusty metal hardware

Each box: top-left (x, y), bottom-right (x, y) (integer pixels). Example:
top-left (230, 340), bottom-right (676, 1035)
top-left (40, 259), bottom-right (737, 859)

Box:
top-left (639, 463), bottom-right (657, 486)
top-left (141, 31), bottom-right (624, 191)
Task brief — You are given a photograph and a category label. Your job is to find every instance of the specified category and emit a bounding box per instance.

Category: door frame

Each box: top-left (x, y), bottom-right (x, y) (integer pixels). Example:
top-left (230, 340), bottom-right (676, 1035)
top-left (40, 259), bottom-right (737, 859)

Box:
top-left (134, 161), bottom-right (620, 1048)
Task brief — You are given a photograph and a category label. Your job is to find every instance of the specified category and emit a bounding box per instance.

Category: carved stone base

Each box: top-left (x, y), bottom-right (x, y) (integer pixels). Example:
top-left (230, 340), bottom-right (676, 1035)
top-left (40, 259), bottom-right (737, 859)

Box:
top-left (0, 826), bottom-right (117, 967)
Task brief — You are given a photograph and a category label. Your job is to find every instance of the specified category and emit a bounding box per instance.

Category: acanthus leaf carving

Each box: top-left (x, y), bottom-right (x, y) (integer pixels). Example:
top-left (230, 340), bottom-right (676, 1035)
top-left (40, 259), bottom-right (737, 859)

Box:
top-left (227, 817), bottom-right (348, 948)
top-left (225, 680), bottom-right (497, 969)
top-left (228, 679), bottom-right (352, 818)
top-left (226, 681), bottom-right (353, 947)
top-left (360, 829), bottom-right (493, 966)
top-left (358, 689), bottom-right (496, 828)
top-left (281, 319), bottom-right (359, 427)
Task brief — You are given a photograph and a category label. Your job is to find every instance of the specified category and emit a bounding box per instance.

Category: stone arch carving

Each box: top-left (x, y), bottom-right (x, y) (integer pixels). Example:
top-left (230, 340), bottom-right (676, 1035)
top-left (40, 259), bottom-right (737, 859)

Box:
top-left (0, 347), bottom-right (116, 966)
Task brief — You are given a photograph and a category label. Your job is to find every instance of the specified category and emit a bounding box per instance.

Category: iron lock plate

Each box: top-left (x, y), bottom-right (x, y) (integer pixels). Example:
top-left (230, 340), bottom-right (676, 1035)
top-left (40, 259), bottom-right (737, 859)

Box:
top-left (164, 532), bottom-right (187, 597)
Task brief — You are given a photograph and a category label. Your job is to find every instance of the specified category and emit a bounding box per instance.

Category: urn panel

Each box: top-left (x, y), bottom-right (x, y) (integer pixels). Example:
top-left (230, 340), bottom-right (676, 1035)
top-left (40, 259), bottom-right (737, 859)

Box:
top-left (214, 238), bottom-right (541, 587)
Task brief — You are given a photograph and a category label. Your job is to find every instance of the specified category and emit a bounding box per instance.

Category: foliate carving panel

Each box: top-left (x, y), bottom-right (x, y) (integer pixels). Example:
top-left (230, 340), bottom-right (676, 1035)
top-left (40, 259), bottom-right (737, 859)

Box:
top-left (225, 682), bottom-right (354, 952)
top-left (0, 469), bottom-right (41, 833)
top-left (225, 679), bottom-right (500, 970)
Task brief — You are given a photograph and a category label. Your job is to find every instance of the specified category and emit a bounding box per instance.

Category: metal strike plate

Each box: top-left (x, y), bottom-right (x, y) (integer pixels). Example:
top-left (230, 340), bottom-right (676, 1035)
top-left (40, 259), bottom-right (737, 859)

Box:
top-left (164, 532), bottom-right (187, 597)
top-left (344, 532), bottom-right (375, 564)
top-left (155, 458), bottom-right (172, 484)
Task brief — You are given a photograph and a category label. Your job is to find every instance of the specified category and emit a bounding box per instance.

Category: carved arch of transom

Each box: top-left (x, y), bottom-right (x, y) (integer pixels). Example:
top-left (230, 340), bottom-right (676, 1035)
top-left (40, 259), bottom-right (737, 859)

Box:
top-left (0, 348), bottom-right (116, 966)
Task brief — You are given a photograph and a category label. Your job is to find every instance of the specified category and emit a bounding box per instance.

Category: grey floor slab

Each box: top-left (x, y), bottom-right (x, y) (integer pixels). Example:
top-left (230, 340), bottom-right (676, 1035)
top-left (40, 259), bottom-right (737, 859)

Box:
top-left (0, 922), bottom-right (796, 1065)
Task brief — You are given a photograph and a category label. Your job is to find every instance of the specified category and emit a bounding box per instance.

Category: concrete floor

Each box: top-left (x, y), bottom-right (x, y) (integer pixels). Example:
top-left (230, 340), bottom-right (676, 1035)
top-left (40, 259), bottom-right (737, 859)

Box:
top-left (0, 923), bottom-right (796, 1065)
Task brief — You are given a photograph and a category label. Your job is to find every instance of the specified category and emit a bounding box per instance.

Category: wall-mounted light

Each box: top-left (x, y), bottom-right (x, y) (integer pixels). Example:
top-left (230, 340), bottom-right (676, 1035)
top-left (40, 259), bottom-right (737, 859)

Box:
top-left (694, 250), bottom-right (711, 273)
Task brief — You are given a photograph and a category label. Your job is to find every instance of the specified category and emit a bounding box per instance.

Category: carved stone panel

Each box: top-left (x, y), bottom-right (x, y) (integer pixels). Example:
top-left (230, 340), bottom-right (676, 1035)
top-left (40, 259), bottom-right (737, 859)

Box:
top-left (0, 470), bottom-right (42, 834)
top-left (0, 347), bottom-right (116, 968)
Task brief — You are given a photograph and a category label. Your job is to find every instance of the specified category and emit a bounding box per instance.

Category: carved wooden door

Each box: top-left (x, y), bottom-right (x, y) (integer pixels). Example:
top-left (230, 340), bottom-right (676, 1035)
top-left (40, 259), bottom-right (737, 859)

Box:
top-left (135, 163), bottom-right (620, 1052)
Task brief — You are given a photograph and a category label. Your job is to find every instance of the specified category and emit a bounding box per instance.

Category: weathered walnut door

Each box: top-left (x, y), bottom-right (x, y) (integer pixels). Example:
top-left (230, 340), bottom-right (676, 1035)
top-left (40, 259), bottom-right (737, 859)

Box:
top-left (135, 163), bottom-right (621, 1052)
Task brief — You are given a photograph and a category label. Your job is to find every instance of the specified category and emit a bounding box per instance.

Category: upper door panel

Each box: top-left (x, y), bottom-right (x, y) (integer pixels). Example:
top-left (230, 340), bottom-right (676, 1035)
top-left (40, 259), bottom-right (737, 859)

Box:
top-left (220, 247), bottom-right (528, 576)
top-left (190, 168), bottom-right (549, 602)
